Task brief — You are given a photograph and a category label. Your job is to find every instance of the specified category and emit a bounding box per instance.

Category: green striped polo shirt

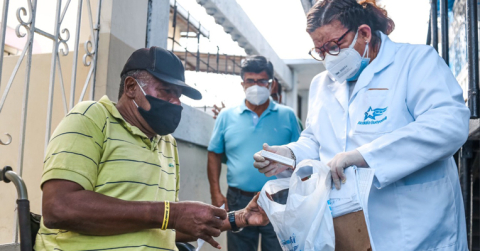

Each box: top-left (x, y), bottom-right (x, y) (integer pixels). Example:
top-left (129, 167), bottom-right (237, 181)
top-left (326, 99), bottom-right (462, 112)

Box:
top-left (35, 95), bottom-right (180, 251)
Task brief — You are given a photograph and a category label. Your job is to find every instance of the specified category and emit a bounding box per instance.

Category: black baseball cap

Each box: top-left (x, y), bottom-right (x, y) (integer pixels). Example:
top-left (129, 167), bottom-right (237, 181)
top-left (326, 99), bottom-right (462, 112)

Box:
top-left (121, 46), bottom-right (202, 100)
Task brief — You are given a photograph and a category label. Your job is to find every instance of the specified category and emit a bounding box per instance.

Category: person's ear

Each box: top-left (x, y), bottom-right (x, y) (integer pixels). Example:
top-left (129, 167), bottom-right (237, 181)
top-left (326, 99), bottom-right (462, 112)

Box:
top-left (358, 25), bottom-right (372, 44)
top-left (124, 76), bottom-right (138, 99)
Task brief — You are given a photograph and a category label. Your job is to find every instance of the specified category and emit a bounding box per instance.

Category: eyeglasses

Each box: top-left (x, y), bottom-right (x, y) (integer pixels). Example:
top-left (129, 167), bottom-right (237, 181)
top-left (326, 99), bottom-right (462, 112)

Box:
top-left (308, 29), bottom-right (352, 61)
top-left (135, 78), bottom-right (182, 99)
top-left (244, 78), bottom-right (272, 86)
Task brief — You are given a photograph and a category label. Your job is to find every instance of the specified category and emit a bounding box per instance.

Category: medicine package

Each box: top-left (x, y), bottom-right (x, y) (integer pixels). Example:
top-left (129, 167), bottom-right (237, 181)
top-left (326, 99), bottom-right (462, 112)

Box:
top-left (260, 150), bottom-right (295, 167)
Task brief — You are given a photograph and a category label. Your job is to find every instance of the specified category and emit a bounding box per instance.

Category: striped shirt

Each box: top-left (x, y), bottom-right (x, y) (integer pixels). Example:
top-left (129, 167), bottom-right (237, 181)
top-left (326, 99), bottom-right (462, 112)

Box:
top-left (35, 95), bottom-right (180, 251)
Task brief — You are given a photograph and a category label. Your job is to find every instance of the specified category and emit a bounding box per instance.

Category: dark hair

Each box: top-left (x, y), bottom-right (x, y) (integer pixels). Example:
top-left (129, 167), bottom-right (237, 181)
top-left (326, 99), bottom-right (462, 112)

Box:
top-left (240, 55), bottom-right (274, 80)
top-left (118, 70), bottom-right (144, 100)
top-left (306, 0), bottom-right (395, 50)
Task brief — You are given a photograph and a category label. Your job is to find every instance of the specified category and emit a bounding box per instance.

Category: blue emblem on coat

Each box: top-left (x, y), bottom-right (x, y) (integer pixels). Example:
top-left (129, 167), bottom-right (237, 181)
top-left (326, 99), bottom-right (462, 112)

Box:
top-left (358, 106), bottom-right (388, 125)
top-left (364, 107), bottom-right (387, 121)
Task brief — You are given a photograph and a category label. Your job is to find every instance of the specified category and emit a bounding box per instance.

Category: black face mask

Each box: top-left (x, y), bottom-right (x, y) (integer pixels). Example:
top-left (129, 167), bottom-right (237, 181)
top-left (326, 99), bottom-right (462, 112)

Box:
top-left (134, 82), bottom-right (183, 136)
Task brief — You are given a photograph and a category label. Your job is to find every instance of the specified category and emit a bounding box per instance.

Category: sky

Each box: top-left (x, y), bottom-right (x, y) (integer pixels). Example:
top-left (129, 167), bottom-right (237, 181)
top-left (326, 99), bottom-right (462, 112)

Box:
top-left (178, 0), bottom-right (432, 109)
top-left (2, 0), bottom-right (83, 54)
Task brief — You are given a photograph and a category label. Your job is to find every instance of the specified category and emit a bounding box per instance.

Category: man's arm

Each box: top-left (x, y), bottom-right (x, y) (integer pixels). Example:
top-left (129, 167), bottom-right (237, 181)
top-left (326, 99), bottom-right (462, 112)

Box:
top-left (174, 211), bottom-right (258, 243)
top-left (207, 151), bottom-right (228, 211)
top-left (42, 179), bottom-right (226, 248)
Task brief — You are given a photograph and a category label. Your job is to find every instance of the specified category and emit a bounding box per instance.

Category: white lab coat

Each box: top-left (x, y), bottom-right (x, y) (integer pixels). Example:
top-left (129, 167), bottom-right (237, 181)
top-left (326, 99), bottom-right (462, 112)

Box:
top-left (287, 32), bottom-right (470, 251)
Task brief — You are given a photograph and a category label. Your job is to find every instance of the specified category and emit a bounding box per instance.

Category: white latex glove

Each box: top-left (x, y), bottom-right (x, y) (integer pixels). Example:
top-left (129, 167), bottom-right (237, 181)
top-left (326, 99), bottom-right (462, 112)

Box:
top-left (327, 149), bottom-right (368, 190)
top-left (253, 143), bottom-right (293, 177)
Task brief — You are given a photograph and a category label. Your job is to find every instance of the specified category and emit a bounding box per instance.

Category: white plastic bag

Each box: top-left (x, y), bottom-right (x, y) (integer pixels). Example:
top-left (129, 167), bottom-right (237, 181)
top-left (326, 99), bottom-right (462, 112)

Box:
top-left (258, 159), bottom-right (335, 251)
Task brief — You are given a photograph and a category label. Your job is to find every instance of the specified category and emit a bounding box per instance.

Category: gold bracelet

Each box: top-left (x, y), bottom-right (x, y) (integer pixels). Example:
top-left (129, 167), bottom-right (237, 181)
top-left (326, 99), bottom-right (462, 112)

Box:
top-left (161, 201), bottom-right (170, 230)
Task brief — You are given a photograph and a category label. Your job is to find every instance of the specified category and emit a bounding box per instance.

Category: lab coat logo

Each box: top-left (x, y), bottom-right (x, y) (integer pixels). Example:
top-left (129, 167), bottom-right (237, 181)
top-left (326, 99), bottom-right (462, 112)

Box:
top-left (358, 106), bottom-right (388, 125)
top-left (169, 163), bottom-right (174, 168)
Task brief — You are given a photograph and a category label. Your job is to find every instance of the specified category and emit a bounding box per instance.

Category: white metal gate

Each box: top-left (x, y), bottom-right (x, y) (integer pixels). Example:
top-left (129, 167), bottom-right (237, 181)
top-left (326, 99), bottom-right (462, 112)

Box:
top-left (0, 0), bottom-right (102, 247)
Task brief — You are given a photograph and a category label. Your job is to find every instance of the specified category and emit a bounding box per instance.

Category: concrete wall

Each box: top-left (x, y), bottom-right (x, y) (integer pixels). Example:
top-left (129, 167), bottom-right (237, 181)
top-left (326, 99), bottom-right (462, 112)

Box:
top-left (284, 71), bottom-right (299, 116)
top-left (176, 140), bottom-right (229, 251)
top-left (298, 89), bottom-right (309, 125)
top-left (146, 0), bottom-right (170, 49)
top-left (173, 100), bottom-right (228, 250)
top-left (94, 0), bottom-right (149, 102)
top-left (0, 244), bottom-right (17, 251)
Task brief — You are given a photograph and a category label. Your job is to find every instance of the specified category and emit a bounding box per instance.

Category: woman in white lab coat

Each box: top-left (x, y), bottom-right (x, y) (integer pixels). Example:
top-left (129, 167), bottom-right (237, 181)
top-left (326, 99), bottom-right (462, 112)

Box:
top-left (253, 0), bottom-right (470, 250)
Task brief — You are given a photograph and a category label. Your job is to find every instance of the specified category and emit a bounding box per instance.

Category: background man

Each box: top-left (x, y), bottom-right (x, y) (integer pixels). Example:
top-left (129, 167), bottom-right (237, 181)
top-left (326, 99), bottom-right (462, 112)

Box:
top-left (270, 78), bottom-right (282, 104)
top-left (35, 47), bottom-right (268, 251)
top-left (269, 78), bottom-right (303, 131)
top-left (207, 56), bottom-right (301, 251)
top-left (212, 78), bottom-right (281, 118)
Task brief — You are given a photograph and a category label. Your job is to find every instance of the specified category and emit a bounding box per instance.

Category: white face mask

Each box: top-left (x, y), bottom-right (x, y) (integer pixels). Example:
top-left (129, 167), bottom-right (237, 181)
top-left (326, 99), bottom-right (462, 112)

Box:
top-left (323, 31), bottom-right (370, 83)
top-left (245, 85), bottom-right (270, 105)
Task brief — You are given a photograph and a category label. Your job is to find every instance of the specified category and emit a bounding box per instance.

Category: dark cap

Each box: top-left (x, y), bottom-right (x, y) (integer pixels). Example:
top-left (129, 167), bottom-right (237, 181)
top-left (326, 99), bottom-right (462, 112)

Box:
top-left (121, 46), bottom-right (202, 100)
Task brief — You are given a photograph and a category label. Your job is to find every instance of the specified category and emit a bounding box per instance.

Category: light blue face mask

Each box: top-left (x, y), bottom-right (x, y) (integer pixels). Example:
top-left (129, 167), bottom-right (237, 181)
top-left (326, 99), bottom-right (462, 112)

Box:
top-left (347, 41), bottom-right (370, 82)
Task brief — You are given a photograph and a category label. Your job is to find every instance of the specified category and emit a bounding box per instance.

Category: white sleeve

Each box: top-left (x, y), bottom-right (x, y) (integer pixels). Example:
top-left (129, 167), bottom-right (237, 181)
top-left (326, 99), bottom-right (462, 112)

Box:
top-left (287, 124), bottom-right (320, 164)
top-left (357, 47), bottom-right (470, 189)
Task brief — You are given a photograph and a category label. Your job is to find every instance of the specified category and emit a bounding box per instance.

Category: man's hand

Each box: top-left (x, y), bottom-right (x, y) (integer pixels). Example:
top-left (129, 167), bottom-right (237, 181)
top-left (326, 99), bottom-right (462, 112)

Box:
top-left (212, 102), bottom-right (225, 119)
top-left (170, 201), bottom-right (227, 249)
top-left (211, 191), bottom-right (229, 211)
top-left (327, 149), bottom-right (368, 190)
top-left (253, 143), bottom-right (293, 177)
top-left (230, 193), bottom-right (269, 230)
top-left (238, 193), bottom-right (269, 227)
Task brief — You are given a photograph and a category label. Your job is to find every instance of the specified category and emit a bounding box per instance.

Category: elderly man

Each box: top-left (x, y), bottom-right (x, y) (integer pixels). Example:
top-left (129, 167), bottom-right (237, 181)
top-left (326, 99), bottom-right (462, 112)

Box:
top-left (207, 56), bottom-right (301, 251)
top-left (35, 47), bottom-right (268, 251)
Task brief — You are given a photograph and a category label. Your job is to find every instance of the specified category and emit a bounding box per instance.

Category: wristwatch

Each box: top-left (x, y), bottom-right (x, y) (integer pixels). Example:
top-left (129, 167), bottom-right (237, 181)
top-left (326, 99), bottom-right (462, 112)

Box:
top-left (228, 211), bottom-right (243, 233)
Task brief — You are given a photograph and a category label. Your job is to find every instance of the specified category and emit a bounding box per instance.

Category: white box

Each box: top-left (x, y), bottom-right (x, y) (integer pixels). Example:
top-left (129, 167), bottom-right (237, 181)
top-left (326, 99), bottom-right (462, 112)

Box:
top-left (260, 150), bottom-right (295, 167)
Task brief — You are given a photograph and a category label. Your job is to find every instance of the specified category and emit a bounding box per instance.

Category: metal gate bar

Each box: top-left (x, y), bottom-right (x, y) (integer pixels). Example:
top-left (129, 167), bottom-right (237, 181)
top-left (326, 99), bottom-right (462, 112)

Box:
top-left (0, 0), bottom-right (103, 245)
top-left (440, 0), bottom-right (449, 64)
top-left (465, 0), bottom-right (479, 249)
top-left (0, 0), bottom-right (10, 87)
top-left (431, 0), bottom-right (439, 51)
top-left (466, 0), bottom-right (479, 118)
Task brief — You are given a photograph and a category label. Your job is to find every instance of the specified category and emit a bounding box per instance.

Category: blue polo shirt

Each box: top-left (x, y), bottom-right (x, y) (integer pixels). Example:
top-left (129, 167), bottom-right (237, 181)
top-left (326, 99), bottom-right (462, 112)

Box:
top-left (208, 99), bottom-right (301, 192)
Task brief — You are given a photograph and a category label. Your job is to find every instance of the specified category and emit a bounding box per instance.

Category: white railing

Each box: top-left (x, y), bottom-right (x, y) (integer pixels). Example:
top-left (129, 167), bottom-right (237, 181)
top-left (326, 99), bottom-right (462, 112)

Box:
top-left (0, 0), bottom-right (102, 246)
